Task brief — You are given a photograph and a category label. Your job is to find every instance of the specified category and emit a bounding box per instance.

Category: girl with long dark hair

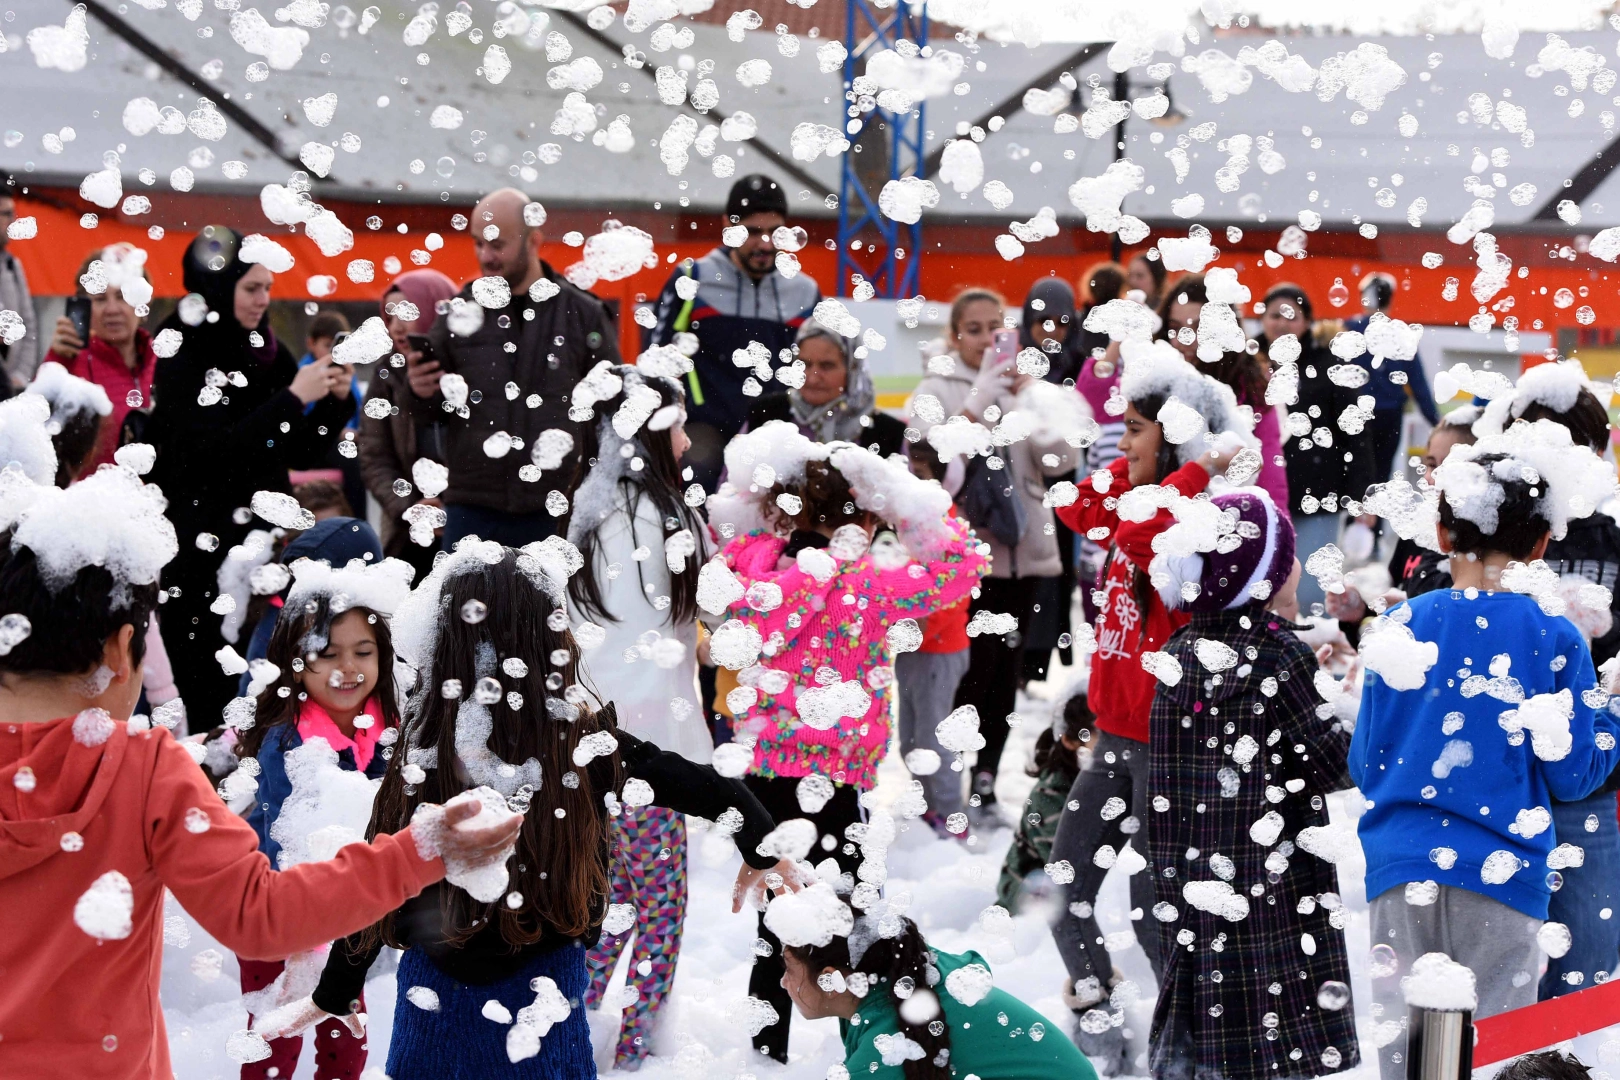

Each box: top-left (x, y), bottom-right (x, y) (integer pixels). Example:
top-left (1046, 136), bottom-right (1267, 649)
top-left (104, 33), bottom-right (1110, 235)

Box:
top-left (259, 541), bottom-right (788, 1079)
top-left (232, 556), bottom-right (415, 1080)
top-left (773, 888), bottom-right (1097, 1080)
top-left (1049, 346), bottom-right (1246, 1074)
top-left (560, 363), bottom-right (714, 1068)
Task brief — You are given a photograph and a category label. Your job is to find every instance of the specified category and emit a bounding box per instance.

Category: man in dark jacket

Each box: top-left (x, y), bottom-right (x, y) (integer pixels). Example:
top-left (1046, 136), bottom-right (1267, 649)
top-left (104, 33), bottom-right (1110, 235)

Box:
top-left (648, 174), bottom-right (822, 490)
top-left (1348, 271), bottom-right (1440, 481)
top-left (404, 187), bottom-right (620, 546)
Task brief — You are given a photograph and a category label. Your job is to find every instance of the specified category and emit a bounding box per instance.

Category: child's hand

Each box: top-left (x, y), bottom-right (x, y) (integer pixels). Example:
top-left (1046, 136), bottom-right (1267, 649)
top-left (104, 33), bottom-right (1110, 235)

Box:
top-left (436, 796), bottom-right (524, 869)
top-left (731, 857), bottom-right (809, 913)
top-left (253, 996), bottom-right (365, 1040)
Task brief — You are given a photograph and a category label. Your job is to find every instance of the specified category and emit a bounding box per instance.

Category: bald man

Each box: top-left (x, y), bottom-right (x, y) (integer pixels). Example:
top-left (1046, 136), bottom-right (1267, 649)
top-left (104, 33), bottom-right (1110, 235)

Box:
top-left (399, 187), bottom-right (620, 546)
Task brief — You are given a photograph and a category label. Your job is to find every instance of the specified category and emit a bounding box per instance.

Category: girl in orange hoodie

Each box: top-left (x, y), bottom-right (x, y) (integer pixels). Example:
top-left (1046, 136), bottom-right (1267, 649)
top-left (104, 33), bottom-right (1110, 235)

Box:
top-left (0, 465), bottom-right (520, 1080)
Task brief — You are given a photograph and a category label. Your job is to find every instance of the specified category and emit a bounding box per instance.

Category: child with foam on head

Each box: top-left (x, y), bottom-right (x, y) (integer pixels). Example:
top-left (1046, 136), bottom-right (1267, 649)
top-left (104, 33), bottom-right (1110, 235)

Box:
top-left (1045, 342), bottom-right (1250, 1072)
top-left (0, 434), bottom-right (521, 1079)
top-left (769, 882), bottom-right (1099, 1080)
top-left (262, 539), bottom-right (791, 1079)
top-left (559, 361), bottom-right (717, 1068)
top-left (228, 554), bottom-right (415, 1080)
top-left (1351, 418), bottom-right (1620, 1080)
top-left (1145, 487), bottom-right (1360, 1080)
top-left (705, 418), bottom-right (990, 1062)
top-left (1470, 361), bottom-right (1620, 1003)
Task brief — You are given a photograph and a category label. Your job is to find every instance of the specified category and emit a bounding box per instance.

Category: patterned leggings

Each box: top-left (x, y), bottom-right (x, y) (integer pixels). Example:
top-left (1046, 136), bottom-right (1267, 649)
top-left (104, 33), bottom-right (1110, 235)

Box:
top-left (584, 804), bottom-right (689, 1070)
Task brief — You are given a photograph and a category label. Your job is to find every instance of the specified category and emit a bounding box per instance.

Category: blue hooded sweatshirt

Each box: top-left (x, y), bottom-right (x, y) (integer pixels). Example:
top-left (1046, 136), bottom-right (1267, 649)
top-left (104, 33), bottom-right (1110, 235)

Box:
top-left (1351, 589), bottom-right (1620, 919)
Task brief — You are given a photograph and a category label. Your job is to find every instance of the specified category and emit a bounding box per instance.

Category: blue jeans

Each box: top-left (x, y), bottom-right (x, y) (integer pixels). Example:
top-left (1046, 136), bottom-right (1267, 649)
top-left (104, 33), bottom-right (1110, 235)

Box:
top-left (1293, 512), bottom-right (1343, 612)
top-left (1540, 790), bottom-right (1620, 998)
top-left (443, 503), bottom-right (556, 548)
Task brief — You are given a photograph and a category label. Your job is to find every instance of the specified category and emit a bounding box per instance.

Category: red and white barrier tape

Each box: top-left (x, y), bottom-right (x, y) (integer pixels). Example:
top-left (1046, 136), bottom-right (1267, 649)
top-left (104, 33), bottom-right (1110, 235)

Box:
top-left (1473, 980), bottom-right (1620, 1067)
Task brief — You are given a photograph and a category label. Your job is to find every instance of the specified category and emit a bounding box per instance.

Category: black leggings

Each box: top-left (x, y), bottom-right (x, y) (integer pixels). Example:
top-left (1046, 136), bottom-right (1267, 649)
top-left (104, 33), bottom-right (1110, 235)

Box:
top-left (952, 575), bottom-right (1040, 801)
top-left (743, 774), bottom-right (865, 1063)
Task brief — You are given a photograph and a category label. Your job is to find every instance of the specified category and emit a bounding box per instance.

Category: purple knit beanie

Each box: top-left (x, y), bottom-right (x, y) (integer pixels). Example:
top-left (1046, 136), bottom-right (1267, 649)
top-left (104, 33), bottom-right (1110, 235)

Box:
top-left (1168, 489), bottom-right (1297, 613)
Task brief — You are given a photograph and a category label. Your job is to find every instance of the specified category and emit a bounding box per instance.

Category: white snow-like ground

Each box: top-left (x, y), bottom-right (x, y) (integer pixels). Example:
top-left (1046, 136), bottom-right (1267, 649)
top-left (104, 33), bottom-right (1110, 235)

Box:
top-left (160, 665), bottom-right (1618, 1079)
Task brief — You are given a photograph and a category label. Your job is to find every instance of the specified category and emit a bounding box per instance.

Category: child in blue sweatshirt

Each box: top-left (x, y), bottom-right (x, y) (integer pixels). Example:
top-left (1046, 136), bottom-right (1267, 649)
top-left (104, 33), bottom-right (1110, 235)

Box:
top-left (1352, 429), bottom-right (1620, 1080)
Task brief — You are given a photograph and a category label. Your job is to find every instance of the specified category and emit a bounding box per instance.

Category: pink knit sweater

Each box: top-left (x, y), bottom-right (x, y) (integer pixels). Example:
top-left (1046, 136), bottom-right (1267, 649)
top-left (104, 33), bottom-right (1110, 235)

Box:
top-left (721, 517), bottom-right (989, 791)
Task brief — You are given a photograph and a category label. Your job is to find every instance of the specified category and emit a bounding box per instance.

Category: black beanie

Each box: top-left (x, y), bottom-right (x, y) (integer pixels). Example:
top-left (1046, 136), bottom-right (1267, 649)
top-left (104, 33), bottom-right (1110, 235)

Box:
top-left (726, 174), bottom-right (788, 222)
top-left (182, 225), bottom-right (252, 315)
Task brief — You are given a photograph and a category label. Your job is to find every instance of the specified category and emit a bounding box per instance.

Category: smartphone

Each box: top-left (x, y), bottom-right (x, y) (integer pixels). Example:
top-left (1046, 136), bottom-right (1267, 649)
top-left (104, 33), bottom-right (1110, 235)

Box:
top-left (65, 297), bottom-right (91, 345)
top-left (406, 333), bottom-right (437, 364)
top-left (991, 327), bottom-right (1019, 367)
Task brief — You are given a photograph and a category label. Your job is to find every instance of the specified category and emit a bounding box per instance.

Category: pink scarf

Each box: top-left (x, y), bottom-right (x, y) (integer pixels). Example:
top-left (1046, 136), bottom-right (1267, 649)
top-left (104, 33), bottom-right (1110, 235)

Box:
top-left (296, 697), bottom-right (386, 772)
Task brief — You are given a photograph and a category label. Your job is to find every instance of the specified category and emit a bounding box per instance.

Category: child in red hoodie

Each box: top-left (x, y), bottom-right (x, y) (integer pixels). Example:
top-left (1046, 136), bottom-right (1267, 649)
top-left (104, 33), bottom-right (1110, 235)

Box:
top-left (0, 466), bottom-right (519, 1080)
top-left (1047, 351), bottom-right (1245, 1075)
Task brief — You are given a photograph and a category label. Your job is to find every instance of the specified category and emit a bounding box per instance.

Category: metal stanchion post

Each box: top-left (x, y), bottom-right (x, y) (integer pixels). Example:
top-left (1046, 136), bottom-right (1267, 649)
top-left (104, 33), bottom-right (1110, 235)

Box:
top-left (1406, 1006), bottom-right (1474, 1080)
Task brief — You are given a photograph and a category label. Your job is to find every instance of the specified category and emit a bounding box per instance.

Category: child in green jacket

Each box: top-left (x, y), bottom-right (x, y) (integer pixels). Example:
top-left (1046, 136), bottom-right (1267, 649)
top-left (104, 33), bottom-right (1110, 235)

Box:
top-left (994, 692), bottom-right (1088, 912)
top-left (773, 883), bottom-right (1098, 1080)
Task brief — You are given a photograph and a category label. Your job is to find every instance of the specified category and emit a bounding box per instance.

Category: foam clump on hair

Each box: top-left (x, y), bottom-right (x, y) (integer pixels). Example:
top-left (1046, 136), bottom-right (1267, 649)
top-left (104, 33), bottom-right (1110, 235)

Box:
top-left (762, 880), bottom-right (854, 948)
top-left (25, 360), bottom-right (113, 423)
top-left (0, 393), bottom-right (58, 487)
top-left (285, 555), bottom-right (416, 619)
top-left (389, 537), bottom-right (508, 671)
top-left (1473, 359), bottom-right (1601, 439)
top-left (1118, 339), bottom-right (1254, 466)
top-left (1435, 419), bottom-right (1616, 541)
top-left (10, 464), bottom-right (177, 592)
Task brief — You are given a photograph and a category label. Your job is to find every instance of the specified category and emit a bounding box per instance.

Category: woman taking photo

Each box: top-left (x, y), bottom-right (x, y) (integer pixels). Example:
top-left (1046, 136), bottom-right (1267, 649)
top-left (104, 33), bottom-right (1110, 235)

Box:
top-left (1257, 281), bottom-right (1377, 609)
top-left (744, 318), bottom-right (906, 454)
top-left (359, 268), bottom-right (459, 579)
top-left (148, 225), bottom-right (354, 731)
top-left (44, 243), bottom-right (156, 473)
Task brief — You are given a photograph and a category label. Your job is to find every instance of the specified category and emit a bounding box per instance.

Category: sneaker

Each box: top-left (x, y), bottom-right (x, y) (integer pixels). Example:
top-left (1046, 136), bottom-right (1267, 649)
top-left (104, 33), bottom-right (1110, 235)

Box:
top-left (1072, 1011), bottom-right (1129, 1076)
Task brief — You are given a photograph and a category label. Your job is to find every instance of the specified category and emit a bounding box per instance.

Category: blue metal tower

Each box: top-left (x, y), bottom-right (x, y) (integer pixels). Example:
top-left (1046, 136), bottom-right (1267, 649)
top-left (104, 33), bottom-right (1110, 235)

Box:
top-left (836, 0), bottom-right (928, 299)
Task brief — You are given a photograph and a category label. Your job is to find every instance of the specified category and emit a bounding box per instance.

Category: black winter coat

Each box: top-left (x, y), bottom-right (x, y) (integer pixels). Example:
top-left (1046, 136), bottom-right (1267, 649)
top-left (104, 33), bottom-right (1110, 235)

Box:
top-left (1147, 606), bottom-right (1359, 1080)
top-left (415, 262), bottom-right (620, 514)
top-left (1281, 342), bottom-right (1378, 517)
top-left (147, 314), bottom-right (349, 536)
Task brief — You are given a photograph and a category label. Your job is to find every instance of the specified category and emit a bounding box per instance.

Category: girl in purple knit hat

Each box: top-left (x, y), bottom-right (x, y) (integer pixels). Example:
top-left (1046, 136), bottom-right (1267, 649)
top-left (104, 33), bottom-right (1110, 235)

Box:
top-left (1141, 488), bottom-right (1360, 1080)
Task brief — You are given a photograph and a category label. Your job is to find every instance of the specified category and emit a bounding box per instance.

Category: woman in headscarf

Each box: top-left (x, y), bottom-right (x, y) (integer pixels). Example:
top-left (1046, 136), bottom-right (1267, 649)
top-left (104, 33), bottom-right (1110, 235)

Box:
top-left (358, 268), bottom-right (460, 579)
top-left (1020, 277), bottom-right (1082, 386)
top-left (742, 318), bottom-right (906, 454)
top-left (147, 225), bottom-right (353, 731)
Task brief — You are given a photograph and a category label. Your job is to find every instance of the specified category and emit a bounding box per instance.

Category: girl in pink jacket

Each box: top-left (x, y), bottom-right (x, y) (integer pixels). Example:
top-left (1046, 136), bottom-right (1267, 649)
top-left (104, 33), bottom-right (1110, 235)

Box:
top-left (706, 421), bottom-right (989, 1061)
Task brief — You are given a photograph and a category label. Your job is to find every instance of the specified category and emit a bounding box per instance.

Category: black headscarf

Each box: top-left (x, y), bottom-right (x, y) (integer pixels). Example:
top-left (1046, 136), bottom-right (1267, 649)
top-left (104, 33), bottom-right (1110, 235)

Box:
top-left (1020, 278), bottom-right (1080, 384)
top-left (181, 225), bottom-right (277, 362)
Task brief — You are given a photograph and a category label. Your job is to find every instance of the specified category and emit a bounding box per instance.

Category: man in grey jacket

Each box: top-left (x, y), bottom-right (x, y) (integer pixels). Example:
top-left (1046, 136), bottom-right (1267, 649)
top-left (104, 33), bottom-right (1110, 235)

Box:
top-left (404, 187), bottom-right (620, 546)
top-left (0, 187), bottom-right (39, 388)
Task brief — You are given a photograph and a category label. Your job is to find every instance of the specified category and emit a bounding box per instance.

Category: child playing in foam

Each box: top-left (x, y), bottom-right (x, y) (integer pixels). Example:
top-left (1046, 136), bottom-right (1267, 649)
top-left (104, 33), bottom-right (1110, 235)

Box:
top-left (706, 418), bottom-right (990, 1061)
top-left (231, 555), bottom-right (414, 1080)
top-left (1352, 418), bottom-right (1620, 1080)
top-left (560, 361), bottom-right (717, 1068)
top-left (0, 419), bottom-right (519, 1079)
top-left (1146, 488), bottom-right (1359, 1080)
top-left (1045, 342), bottom-right (1249, 1072)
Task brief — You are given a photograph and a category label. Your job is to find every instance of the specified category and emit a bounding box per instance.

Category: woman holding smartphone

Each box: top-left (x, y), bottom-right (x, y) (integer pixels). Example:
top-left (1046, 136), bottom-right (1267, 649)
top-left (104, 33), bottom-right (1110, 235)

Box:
top-left (45, 243), bottom-right (157, 472)
top-left (904, 288), bottom-right (1078, 825)
top-left (358, 269), bottom-right (459, 578)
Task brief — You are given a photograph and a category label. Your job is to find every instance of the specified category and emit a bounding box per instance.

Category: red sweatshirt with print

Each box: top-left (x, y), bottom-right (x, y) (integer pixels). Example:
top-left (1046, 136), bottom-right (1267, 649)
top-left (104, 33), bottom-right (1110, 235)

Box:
top-left (1057, 456), bottom-right (1211, 743)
